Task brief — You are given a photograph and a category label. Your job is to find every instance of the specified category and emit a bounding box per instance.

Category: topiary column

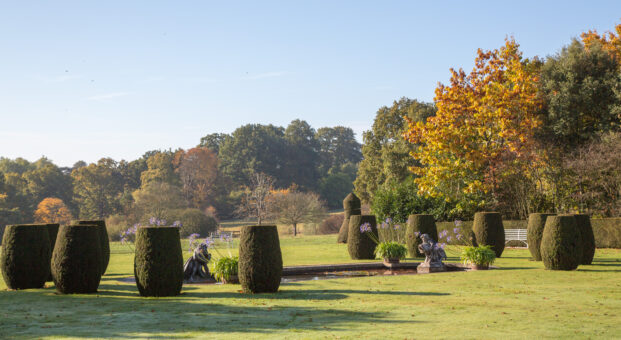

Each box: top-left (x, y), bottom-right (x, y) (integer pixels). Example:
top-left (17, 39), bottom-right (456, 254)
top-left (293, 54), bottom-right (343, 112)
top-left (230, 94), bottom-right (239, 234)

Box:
top-left (238, 225), bottom-right (283, 293)
top-left (52, 224), bottom-right (103, 294)
top-left (347, 215), bottom-right (378, 260)
top-left (473, 212), bottom-right (505, 258)
top-left (526, 213), bottom-right (555, 261)
top-left (77, 220), bottom-right (110, 276)
top-left (540, 215), bottom-right (583, 270)
top-left (406, 214), bottom-right (438, 258)
top-left (134, 226), bottom-right (184, 297)
top-left (337, 193), bottom-right (361, 243)
top-left (574, 214), bottom-right (596, 265)
top-left (1, 224), bottom-right (51, 290)
top-left (46, 223), bottom-right (60, 282)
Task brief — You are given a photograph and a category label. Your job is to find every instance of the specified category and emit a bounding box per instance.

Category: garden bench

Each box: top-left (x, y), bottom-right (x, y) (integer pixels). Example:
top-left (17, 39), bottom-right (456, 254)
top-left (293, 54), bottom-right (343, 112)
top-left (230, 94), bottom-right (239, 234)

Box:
top-left (505, 229), bottom-right (528, 248)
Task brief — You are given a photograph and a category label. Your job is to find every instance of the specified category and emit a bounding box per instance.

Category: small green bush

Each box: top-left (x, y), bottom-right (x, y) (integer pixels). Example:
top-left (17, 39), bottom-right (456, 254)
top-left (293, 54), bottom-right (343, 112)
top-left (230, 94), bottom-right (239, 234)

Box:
top-left (461, 245), bottom-right (496, 266)
top-left (574, 214), bottom-right (596, 265)
top-left (76, 220), bottom-right (110, 276)
top-left (347, 215), bottom-right (378, 259)
top-left (540, 215), bottom-right (582, 270)
top-left (238, 225), bottom-right (283, 293)
top-left (52, 224), bottom-right (103, 294)
top-left (406, 214), bottom-right (438, 258)
top-left (337, 193), bottom-right (361, 243)
top-left (1, 224), bottom-right (51, 289)
top-left (527, 213), bottom-right (555, 261)
top-left (168, 208), bottom-right (218, 237)
top-left (473, 212), bottom-right (505, 258)
top-left (212, 256), bottom-right (239, 283)
top-left (134, 226), bottom-right (184, 297)
top-left (46, 223), bottom-right (60, 282)
top-left (374, 242), bottom-right (407, 260)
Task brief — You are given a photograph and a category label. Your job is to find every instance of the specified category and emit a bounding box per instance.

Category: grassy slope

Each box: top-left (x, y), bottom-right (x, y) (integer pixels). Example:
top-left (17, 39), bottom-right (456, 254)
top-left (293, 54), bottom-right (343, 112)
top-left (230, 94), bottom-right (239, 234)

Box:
top-left (0, 234), bottom-right (619, 339)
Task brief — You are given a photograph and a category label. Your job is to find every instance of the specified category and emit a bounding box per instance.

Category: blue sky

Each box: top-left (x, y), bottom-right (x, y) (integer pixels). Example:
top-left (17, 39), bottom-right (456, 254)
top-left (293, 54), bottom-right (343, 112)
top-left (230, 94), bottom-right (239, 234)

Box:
top-left (1, 1), bottom-right (620, 167)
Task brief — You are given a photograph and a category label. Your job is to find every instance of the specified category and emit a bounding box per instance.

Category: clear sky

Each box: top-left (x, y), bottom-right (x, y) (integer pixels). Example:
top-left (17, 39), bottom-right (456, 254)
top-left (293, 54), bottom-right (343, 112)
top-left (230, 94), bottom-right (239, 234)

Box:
top-left (1, 1), bottom-right (620, 167)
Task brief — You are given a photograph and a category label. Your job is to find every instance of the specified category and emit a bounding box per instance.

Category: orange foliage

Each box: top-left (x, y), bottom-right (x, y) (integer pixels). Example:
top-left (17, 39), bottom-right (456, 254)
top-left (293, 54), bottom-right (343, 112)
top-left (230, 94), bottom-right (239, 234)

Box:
top-left (34, 197), bottom-right (73, 224)
top-left (581, 21), bottom-right (621, 61)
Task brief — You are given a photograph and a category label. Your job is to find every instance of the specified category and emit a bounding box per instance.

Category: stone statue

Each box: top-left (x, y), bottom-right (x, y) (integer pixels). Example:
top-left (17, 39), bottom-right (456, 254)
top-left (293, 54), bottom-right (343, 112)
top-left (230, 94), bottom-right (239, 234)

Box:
top-left (416, 233), bottom-right (447, 273)
top-left (183, 243), bottom-right (212, 282)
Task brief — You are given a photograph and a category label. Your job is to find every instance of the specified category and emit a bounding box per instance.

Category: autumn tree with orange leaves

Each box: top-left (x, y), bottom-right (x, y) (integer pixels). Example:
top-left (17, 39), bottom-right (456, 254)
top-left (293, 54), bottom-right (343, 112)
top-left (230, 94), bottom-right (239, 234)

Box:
top-left (404, 39), bottom-right (544, 218)
top-left (175, 147), bottom-right (219, 210)
top-left (34, 197), bottom-right (73, 224)
top-left (581, 22), bottom-right (621, 62)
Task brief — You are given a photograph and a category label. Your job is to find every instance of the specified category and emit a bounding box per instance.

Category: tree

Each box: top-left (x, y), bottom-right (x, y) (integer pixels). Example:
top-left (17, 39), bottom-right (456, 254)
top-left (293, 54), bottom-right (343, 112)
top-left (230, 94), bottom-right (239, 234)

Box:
top-left (236, 173), bottom-right (275, 225)
top-left (132, 182), bottom-right (184, 221)
top-left (315, 126), bottom-right (362, 176)
top-left (140, 151), bottom-right (179, 187)
top-left (354, 98), bottom-right (436, 202)
top-left (198, 133), bottom-right (230, 155)
top-left (581, 22), bottom-right (621, 63)
top-left (175, 147), bottom-right (219, 209)
top-left (404, 39), bottom-right (544, 218)
top-left (34, 197), bottom-right (73, 224)
top-left (23, 162), bottom-right (73, 209)
top-left (72, 158), bottom-right (124, 219)
top-left (318, 163), bottom-right (357, 209)
top-left (284, 120), bottom-right (320, 191)
top-left (271, 190), bottom-right (327, 236)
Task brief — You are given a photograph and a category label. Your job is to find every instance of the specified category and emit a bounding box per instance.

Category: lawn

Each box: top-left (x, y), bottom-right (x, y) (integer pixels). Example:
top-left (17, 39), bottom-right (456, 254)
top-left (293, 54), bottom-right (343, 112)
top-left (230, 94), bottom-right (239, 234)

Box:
top-left (0, 234), bottom-right (620, 339)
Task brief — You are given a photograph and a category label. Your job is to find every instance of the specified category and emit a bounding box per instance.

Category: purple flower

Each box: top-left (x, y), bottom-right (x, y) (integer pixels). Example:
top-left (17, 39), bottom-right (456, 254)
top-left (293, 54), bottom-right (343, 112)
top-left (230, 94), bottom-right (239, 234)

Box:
top-left (454, 220), bottom-right (463, 227)
top-left (359, 223), bottom-right (372, 233)
top-left (380, 222), bottom-right (387, 229)
top-left (203, 237), bottom-right (213, 248)
top-left (172, 221), bottom-right (182, 228)
top-left (446, 236), bottom-right (452, 242)
top-left (149, 217), bottom-right (157, 225)
top-left (394, 224), bottom-right (400, 229)
top-left (414, 231), bottom-right (420, 237)
top-left (385, 217), bottom-right (392, 224)
top-left (453, 227), bottom-right (460, 234)
top-left (456, 234), bottom-right (463, 240)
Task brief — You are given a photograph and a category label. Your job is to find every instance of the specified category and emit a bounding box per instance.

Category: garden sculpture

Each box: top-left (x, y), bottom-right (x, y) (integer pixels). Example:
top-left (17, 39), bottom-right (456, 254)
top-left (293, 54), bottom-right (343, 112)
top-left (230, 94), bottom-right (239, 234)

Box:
top-left (416, 233), bottom-right (447, 273)
top-left (183, 243), bottom-right (212, 282)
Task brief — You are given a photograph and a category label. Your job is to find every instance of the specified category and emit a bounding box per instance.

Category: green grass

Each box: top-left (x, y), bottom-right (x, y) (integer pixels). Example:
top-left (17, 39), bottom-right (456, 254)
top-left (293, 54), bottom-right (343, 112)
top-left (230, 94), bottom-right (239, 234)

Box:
top-left (1, 234), bottom-right (620, 339)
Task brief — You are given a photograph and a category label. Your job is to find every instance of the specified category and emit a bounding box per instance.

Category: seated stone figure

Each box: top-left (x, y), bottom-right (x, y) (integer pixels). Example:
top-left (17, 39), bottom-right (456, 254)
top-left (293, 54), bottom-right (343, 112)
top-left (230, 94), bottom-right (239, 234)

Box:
top-left (183, 243), bottom-right (212, 282)
top-left (417, 233), bottom-right (447, 273)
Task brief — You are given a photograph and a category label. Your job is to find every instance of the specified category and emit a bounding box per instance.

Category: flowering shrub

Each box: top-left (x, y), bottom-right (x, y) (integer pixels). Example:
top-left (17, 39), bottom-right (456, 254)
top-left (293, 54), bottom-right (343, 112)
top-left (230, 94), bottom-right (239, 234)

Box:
top-left (374, 241), bottom-right (408, 260)
top-left (361, 220), bottom-right (408, 260)
top-left (378, 218), bottom-right (405, 243)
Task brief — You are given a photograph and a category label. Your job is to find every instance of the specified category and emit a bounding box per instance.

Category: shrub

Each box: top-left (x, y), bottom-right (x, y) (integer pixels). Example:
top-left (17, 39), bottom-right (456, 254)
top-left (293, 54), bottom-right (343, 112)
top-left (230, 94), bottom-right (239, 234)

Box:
top-left (592, 218), bottom-right (621, 248)
top-left (212, 256), bottom-right (239, 283)
top-left (169, 209), bottom-right (217, 237)
top-left (472, 212), bottom-right (505, 258)
top-left (238, 225), bottom-right (283, 293)
top-left (76, 220), bottom-right (110, 276)
top-left (105, 214), bottom-right (131, 242)
top-left (574, 214), bottom-right (596, 265)
top-left (347, 215), bottom-right (378, 259)
top-left (46, 223), bottom-right (60, 281)
top-left (0, 224), bottom-right (51, 289)
top-left (461, 245), bottom-right (496, 266)
top-left (374, 241), bottom-right (407, 260)
top-left (337, 193), bottom-right (361, 243)
top-left (52, 224), bottom-right (103, 294)
top-left (540, 214), bottom-right (583, 270)
top-left (527, 213), bottom-right (555, 261)
top-left (318, 214), bottom-right (344, 235)
top-left (406, 214), bottom-right (438, 258)
top-left (134, 226), bottom-right (184, 297)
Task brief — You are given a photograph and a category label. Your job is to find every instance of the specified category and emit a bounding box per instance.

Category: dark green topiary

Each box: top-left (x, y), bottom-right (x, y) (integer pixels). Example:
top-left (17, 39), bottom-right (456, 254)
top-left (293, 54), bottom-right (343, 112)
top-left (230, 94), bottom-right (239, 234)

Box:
top-left (405, 214), bottom-right (438, 258)
top-left (347, 215), bottom-right (378, 259)
top-left (540, 215), bottom-right (583, 270)
top-left (134, 227), bottom-right (183, 297)
top-left (473, 212), bottom-right (505, 258)
top-left (337, 193), bottom-right (361, 243)
top-left (76, 220), bottom-right (110, 276)
top-left (574, 214), bottom-right (596, 265)
top-left (46, 223), bottom-right (60, 282)
top-left (527, 213), bottom-right (555, 261)
top-left (52, 224), bottom-right (103, 294)
top-left (0, 224), bottom-right (51, 289)
top-left (238, 225), bottom-right (283, 293)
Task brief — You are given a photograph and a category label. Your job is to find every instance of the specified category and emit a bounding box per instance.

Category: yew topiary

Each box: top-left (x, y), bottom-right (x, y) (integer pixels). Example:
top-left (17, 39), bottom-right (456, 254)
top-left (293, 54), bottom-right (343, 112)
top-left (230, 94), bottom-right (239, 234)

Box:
top-left (52, 224), bottom-right (103, 294)
top-left (46, 223), bottom-right (60, 281)
top-left (574, 214), bottom-right (596, 265)
top-left (76, 220), bottom-right (110, 276)
top-left (473, 212), bottom-right (505, 258)
top-left (0, 224), bottom-right (51, 290)
top-left (134, 226), bottom-right (184, 297)
top-left (347, 215), bottom-right (378, 259)
top-left (526, 213), bottom-right (555, 261)
top-left (540, 215), bottom-right (582, 270)
top-left (238, 225), bottom-right (283, 293)
top-left (406, 214), bottom-right (437, 258)
top-left (337, 193), bottom-right (361, 243)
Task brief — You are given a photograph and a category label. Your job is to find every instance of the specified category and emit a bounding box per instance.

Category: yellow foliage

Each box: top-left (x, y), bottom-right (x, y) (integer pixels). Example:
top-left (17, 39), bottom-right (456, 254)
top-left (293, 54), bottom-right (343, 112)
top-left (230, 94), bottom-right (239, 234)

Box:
top-left (34, 197), bottom-right (73, 224)
top-left (581, 21), bottom-right (621, 62)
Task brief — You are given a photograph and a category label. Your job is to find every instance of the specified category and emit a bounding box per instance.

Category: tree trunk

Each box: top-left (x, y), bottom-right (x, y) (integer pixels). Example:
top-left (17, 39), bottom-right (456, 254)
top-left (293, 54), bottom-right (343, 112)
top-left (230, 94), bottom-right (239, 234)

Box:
top-left (293, 223), bottom-right (297, 237)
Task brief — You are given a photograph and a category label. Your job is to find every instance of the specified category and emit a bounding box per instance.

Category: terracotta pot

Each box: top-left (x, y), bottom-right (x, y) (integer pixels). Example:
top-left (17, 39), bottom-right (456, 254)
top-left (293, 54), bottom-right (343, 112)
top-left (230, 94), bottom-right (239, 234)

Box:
top-left (221, 274), bottom-right (239, 284)
top-left (470, 264), bottom-right (489, 270)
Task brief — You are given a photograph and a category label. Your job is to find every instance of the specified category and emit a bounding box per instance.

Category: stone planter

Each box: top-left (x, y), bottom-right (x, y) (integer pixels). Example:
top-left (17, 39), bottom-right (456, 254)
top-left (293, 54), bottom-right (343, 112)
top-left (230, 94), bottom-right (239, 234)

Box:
top-left (469, 264), bottom-right (489, 270)
top-left (383, 258), bottom-right (400, 265)
top-left (221, 275), bottom-right (239, 284)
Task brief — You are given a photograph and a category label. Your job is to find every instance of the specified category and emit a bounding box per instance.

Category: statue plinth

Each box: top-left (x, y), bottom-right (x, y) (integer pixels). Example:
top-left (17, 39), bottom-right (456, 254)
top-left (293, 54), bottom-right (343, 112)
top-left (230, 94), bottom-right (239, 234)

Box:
top-left (416, 263), bottom-right (446, 273)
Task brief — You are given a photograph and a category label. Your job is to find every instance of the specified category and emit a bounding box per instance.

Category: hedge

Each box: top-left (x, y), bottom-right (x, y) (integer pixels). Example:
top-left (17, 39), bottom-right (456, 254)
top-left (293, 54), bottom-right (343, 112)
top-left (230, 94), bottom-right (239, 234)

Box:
top-left (526, 213), bottom-right (555, 261)
top-left (238, 225), bottom-right (283, 293)
top-left (406, 214), bottom-right (438, 258)
top-left (0, 224), bottom-right (51, 289)
top-left (134, 226), bottom-right (184, 297)
top-left (574, 214), bottom-right (596, 265)
top-left (473, 212), bottom-right (505, 258)
top-left (347, 215), bottom-right (377, 260)
top-left (540, 215), bottom-right (582, 270)
top-left (76, 220), bottom-right (110, 276)
top-left (337, 193), bottom-right (361, 243)
top-left (46, 223), bottom-right (60, 281)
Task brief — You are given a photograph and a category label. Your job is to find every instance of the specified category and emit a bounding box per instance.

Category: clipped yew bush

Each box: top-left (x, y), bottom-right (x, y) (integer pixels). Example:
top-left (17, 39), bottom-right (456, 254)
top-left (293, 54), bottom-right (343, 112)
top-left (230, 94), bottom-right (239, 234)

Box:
top-left (77, 220), bottom-right (110, 276)
top-left (1, 224), bottom-right (51, 289)
top-left (134, 226), bottom-right (184, 297)
top-left (574, 214), bottom-right (596, 265)
top-left (406, 214), bottom-right (438, 258)
top-left (473, 212), bottom-right (505, 258)
top-left (541, 215), bottom-right (582, 270)
top-left (347, 215), bottom-right (378, 259)
top-left (526, 213), bottom-right (555, 261)
top-left (337, 192), bottom-right (361, 243)
top-left (52, 224), bottom-right (103, 294)
top-left (238, 225), bottom-right (283, 293)
top-left (46, 223), bottom-right (60, 281)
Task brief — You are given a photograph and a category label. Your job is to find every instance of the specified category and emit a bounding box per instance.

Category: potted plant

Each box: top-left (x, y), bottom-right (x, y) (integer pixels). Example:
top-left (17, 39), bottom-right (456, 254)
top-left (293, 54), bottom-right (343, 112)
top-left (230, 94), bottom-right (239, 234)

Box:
top-left (375, 241), bottom-right (408, 264)
top-left (460, 245), bottom-right (496, 270)
top-left (212, 256), bottom-right (239, 283)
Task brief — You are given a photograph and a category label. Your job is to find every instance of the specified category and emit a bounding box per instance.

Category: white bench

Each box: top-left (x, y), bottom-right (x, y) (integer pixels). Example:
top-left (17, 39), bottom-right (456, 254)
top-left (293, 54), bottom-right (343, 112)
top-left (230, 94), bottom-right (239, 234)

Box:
top-left (505, 229), bottom-right (528, 248)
